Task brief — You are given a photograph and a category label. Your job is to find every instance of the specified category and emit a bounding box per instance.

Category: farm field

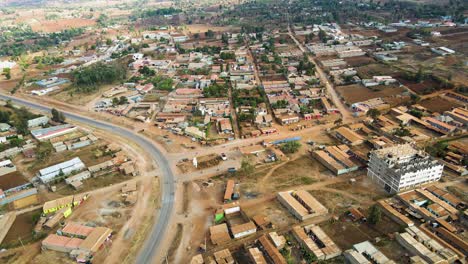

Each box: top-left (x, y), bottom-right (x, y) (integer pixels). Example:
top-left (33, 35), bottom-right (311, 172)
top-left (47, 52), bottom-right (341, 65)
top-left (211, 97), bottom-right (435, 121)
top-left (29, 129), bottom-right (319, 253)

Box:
top-left (344, 56), bottom-right (376, 67)
top-left (1, 209), bottom-right (42, 248)
top-left (336, 84), bottom-right (407, 104)
top-left (418, 96), bottom-right (464, 113)
top-left (0, 172), bottom-right (29, 191)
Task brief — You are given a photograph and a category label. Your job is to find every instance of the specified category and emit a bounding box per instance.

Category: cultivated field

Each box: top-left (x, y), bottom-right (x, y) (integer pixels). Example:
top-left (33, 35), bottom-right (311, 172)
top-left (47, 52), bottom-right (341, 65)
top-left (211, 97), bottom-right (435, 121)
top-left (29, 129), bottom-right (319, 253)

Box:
top-left (419, 96), bottom-right (464, 113)
top-left (336, 84), bottom-right (407, 104)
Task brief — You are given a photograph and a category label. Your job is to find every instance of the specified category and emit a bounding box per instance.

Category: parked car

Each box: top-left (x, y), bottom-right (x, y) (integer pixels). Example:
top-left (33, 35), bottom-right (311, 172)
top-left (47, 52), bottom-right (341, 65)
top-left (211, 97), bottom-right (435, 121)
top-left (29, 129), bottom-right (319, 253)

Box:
top-left (227, 167), bottom-right (236, 173)
top-left (221, 153), bottom-right (227, 161)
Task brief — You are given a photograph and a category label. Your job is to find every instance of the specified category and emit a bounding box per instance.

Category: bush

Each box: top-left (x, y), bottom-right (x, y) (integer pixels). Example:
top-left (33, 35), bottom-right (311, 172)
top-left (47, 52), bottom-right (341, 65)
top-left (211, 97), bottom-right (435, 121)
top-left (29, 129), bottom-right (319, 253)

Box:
top-left (368, 204), bottom-right (382, 225)
top-left (280, 141), bottom-right (301, 154)
top-left (51, 108), bottom-right (66, 123)
top-left (203, 83), bottom-right (228, 98)
top-left (36, 141), bottom-right (53, 162)
top-left (220, 52), bottom-right (235, 60)
top-left (149, 75), bottom-right (174, 91)
top-left (238, 158), bottom-right (254, 176)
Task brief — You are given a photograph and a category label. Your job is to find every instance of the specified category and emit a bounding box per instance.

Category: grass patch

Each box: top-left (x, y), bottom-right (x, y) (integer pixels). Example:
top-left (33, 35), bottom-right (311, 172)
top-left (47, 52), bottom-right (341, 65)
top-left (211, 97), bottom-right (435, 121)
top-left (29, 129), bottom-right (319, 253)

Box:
top-left (274, 175), bottom-right (317, 189)
top-left (446, 186), bottom-right (467, 203)
top-left (56, 171), bottom-right (129, 195)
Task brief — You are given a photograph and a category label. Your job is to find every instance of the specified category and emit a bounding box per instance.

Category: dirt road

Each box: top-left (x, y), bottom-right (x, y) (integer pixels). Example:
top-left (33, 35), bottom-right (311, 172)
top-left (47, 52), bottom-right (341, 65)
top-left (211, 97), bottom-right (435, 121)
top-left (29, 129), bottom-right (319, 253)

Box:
top-left (287, 25), bottom-right (354, 123)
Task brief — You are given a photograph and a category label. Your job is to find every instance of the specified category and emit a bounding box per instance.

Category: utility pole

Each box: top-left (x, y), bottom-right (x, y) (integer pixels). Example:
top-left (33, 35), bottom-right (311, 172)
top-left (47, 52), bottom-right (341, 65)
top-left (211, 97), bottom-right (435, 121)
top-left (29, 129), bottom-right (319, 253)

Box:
top-left (18, 237), bottom-right (25, 249)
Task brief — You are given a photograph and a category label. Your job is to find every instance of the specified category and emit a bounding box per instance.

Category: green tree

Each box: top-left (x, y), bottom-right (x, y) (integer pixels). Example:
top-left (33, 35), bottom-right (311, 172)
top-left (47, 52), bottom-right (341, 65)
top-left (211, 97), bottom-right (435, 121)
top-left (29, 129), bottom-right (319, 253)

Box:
top-left (318, 29), bottom-right (327, 42)
top-left (51, 108), bottom-right (65, 123)
top-left (0, 111), bottom-right (10, 123)
top-left (73, 62), bottom-right (127, 92)
top-left (2, 68), bottom-right (11, 80)
top-left (206, 29), bottom-right (215, 38)
top-left (408, 109), bottom-right (423, 119)
top-left (36, 141), bottom-right (53, 161)
top-left (280, 141), bottom-right (301, 154)
top-left (415, 67), bottom-right (425, 83)
top-left (221, 33), bottom-right (229, 45)
top-left (150, 75), bottom-right (174, 91)
top-left (97, 14), bottom-right (109, 27)
top-left (138, 66), bottom-right (155, 77)
top-left (238, 158), bottom-right (254, 176)
top-left (112, 97), bottom-right (120, 106)
top-left (119, 96), bottom-right (128, 105)
top-left (9, 137), bottom-right (24, 147)
top-left (394, 125), bottom-right (411, 137)
top-left (18, 55), bottom-right (29, 73)
top-left (426, 141), bottom-right (448, 158)
top-left (368, 204), bottom-right (381, 225)
top-left (366, 109), bottom-right (381, 119)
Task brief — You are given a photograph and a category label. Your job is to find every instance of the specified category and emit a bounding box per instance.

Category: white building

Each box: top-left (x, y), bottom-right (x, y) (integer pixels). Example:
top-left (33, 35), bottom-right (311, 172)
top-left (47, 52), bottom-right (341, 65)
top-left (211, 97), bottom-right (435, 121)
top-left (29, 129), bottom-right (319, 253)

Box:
top-left (27, 116), bottom-right (49, 128)
top-left (132, 53), bottom-right (144, 60)
top-left (344, 241), bottom-right (395, 264)
top-left (367, 144), bottom-right (443, 193)
top-left (38, 157), bottom-right (86, 183)
top-left (0, 61), bottom-right (16, 71)
top-left (0, 159), bottom-right (17, 176)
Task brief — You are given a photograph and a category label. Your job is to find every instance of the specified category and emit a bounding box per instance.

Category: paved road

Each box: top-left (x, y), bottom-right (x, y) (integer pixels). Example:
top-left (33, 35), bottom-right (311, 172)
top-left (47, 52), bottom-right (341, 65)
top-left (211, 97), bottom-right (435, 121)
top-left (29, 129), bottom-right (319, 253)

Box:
top-left (0, 94), bottom-right (173, 264)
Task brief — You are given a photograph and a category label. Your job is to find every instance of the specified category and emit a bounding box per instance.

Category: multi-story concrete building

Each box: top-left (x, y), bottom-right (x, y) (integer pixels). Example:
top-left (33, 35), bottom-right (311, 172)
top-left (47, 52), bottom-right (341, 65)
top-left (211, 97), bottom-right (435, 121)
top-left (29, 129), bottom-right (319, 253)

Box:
top-left (367, 144), bottom-right (443, 193)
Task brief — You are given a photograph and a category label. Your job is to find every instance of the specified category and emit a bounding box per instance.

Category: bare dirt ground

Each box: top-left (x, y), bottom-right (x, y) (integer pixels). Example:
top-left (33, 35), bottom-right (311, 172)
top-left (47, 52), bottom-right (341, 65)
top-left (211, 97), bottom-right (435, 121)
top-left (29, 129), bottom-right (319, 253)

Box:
top-left (336, 84), bottom-right (407, 105)
top-left (344, 56), bottom-right (376, 67)
top-left (419, 96), bottom-right (464, 113)
top-left (51, 84), bottom-right (115, 106)
top-left (30, 19), bottom-right (96, 33)
top-left (183, 24), bottom-right (239, 34)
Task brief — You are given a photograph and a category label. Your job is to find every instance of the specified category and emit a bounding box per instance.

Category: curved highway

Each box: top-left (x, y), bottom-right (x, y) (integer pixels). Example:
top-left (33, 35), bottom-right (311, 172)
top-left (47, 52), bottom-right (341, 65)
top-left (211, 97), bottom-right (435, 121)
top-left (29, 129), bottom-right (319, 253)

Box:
top-left (0, 94), bottom-right (174, 264)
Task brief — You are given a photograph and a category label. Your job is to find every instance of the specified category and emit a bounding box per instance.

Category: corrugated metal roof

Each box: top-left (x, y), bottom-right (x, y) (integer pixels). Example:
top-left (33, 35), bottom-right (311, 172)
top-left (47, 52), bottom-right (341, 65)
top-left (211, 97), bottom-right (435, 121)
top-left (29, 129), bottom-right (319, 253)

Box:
top-left (39, 157), bottom-right (84, 176)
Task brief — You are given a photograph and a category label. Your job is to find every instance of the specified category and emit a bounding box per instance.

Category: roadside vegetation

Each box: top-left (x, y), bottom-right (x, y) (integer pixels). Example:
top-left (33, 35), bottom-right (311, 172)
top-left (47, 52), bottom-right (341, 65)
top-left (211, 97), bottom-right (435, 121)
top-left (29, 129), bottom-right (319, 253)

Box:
top-left (71, 62), bottom-right (127, 93)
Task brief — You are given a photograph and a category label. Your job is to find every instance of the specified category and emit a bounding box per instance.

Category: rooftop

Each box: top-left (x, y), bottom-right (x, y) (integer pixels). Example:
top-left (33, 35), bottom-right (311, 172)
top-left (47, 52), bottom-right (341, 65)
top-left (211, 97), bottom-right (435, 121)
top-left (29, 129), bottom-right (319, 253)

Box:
top-left (62, 222), bottom-right (95, 237)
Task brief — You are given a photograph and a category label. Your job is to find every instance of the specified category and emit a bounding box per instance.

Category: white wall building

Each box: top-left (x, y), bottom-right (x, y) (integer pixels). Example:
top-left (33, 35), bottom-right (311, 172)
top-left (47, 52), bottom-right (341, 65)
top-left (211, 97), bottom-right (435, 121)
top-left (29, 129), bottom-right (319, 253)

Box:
top-left (367, 144), bottom-right (443, 193)
top-left (38, 157), bottom-right (86, 183)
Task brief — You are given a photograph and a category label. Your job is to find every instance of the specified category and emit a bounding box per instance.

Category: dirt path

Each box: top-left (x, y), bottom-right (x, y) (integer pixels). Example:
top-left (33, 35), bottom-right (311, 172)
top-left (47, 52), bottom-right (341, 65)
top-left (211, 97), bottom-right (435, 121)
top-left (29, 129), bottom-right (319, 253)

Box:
top-left (257, 158), bottom-right (293, 191)
top-left (287, 25), bottom-right (355, 124)
top-left (227, 85), bottom-right (241, 139)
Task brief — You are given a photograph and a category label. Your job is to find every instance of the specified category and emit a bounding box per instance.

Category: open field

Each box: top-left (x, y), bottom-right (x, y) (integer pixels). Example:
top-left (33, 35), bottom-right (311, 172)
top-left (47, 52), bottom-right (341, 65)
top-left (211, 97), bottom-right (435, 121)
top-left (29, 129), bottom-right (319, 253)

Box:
top-left (356, 63), bottom-right (401, 79)
top-left (272, 156), bottom-right (328, 189)
top-left (0, 171), bottom-right (29, 190)
top-left (397, 77), bottom-right (442, 95)
top-left (336, 84), bottom-right (407, 105)
top-left (183, 24), bottom-right (238, 34)
top-left (419, 96), bottom-right (463, 113)
top-left (50, 84), bottom-right (115, 106)
top-left (344, 56), bottom-right (376, 67)
top-left (1, 209), bottom-right (42, 248)
top-left (30, 18), bottom-right (96, 33)
top-left (56, 171), bottom-right (130, 196)
top-left (327, 178), bottom-right (390, 203)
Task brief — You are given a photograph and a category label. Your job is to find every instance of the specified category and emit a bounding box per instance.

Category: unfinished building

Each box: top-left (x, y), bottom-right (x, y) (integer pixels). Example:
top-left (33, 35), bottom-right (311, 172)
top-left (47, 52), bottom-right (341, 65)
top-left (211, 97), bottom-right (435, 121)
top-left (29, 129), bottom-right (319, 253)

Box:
top-left (367, 144), bottom-right (443, 193)
top-left (277, 190), bottom-right (328, 221)
top-left (292, 225), bottom-right (341, 260)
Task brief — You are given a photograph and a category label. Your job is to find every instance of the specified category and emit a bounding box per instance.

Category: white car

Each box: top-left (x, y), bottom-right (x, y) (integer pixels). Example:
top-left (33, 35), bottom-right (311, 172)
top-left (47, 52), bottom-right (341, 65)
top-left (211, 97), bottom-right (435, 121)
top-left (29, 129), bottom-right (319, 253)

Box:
top-left (221, 153), bottom-right (227, 161)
